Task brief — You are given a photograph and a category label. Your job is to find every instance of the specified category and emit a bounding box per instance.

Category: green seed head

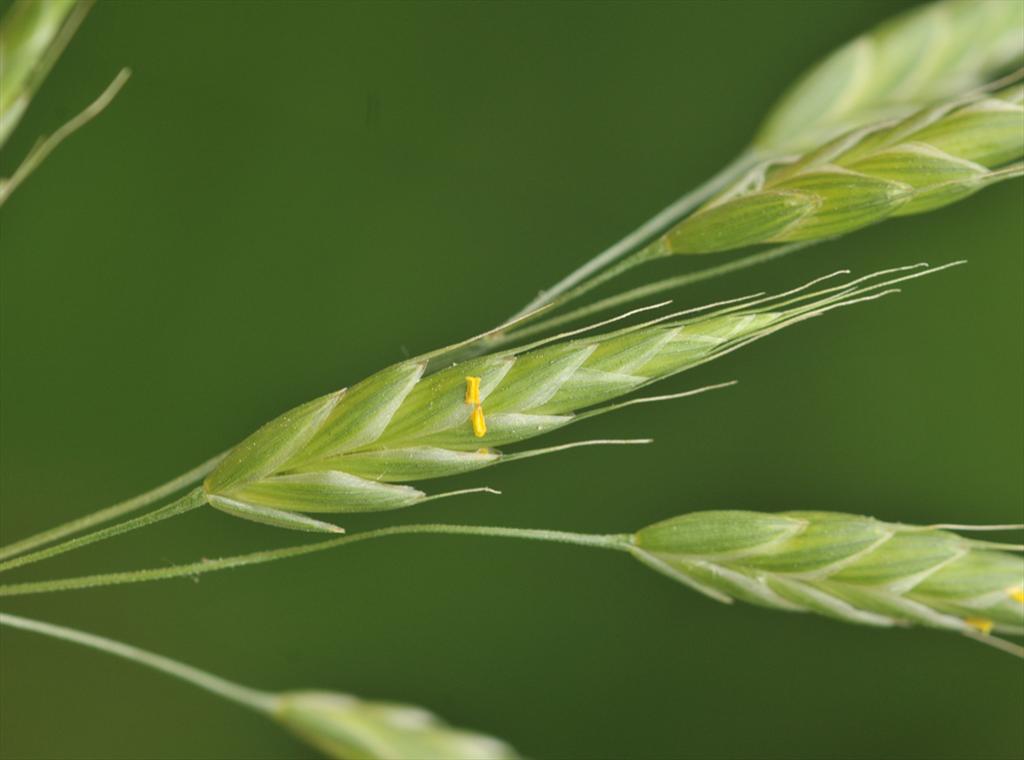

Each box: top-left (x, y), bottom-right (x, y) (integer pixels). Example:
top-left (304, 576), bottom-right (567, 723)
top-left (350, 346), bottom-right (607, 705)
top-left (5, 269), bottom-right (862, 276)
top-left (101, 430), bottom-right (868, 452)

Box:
top-left (632, 510), bottom-right (1024, 650)
top-left (662, 82), bottom-right (1023, 255)
top-left (203, 266), bottom-right (954, 532)
top-left (274, 691), bottom-right (518, 760)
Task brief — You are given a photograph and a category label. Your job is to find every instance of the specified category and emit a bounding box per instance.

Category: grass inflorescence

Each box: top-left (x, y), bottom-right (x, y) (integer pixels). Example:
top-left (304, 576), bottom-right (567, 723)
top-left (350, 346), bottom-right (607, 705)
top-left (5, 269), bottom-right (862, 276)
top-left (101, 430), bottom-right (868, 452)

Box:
top-left (2, 6), bottom-right (1023, 758)
top-left (202, 265), bottom-right (957, 533)
top-left (654, 79), bottom-right (1024, 255)
top-left (632, 511), bottom-right (1024, 656)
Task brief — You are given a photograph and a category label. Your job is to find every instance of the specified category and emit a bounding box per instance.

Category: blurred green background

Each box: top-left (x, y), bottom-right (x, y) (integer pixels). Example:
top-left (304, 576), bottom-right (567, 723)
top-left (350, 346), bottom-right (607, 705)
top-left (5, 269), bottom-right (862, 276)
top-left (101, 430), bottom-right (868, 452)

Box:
top-left (1, 1), bottom-right (1022, 758)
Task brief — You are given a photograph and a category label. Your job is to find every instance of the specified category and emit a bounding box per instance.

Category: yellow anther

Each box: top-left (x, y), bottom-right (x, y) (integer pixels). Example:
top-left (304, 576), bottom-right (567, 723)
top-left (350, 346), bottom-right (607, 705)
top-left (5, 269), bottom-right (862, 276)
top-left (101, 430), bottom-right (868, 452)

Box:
top-left (464, 376), bottom-right (482, 405)
top-left (471, 405), bottom-right (487, 438)
top-left (964, 617), bottom-right (994, 635)
top-left (1009, 587), bottom-right (1024, 604)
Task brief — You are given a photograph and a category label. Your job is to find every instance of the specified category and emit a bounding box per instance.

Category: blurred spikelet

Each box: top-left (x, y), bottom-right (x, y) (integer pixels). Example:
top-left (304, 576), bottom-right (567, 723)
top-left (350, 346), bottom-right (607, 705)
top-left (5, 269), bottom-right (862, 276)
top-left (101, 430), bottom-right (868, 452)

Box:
top-left (754, 0), bottom-right (1024, 156)
top-left (274, 691), bottom-right (518, 760)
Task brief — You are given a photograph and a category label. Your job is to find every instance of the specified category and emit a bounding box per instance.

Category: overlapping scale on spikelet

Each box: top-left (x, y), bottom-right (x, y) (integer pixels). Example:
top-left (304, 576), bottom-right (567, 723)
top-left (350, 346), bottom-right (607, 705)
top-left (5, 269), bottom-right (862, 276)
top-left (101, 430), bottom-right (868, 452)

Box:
top-left (631, 510), bottom-right (1024, 650)
top-left (203, 266), bottom-right (949, 532)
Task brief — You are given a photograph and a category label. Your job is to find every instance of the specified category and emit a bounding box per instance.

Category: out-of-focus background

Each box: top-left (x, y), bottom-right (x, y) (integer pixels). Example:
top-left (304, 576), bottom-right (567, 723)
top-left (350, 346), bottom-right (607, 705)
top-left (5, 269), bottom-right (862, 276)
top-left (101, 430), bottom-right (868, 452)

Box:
top-left (1, 1), bottom-right (1021, 758)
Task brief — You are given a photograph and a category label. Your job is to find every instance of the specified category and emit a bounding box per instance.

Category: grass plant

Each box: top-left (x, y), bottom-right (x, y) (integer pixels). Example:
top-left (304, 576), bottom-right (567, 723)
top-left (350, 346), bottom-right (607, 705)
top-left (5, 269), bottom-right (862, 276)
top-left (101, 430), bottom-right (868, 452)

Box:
top-left (1, 1), bottom-right (1022, 757)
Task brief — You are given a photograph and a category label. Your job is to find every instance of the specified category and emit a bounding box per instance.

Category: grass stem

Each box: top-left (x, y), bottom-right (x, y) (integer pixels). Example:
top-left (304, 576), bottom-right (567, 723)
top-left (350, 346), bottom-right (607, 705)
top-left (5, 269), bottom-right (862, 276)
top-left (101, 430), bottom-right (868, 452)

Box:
top-left (0, 611), bottom-right (276, 713)
top-left (0, 68), bottom-right (131, 207)
top-left (0, 524), bottom-right (634, 597)
top-left (498, 240), bottom-right (820, 344)
top-left (0, 452), bottom-right (224, 563)
top-left (507, 150), bottom-right (756, 321)
top-left (0, 488), bottom-right (208, 574)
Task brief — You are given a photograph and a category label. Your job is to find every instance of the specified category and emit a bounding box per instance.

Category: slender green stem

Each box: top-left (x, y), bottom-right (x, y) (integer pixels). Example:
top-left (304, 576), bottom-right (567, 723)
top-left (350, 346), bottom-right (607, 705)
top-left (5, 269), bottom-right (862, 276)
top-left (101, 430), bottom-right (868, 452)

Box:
top-left (0, 611), bottom-right (276, 713)
top-left (507, 150), bottom-right (757, 321)
top-left (498, 240), bottom-right (821, 344)
top-left (527, 245), bottom-right (655, 321)
top-left (0, 68), bottom-right (131, 207)
top-left (0, 524), bottom-right (634, 597)
top-left (0, 451), bottom-right (225, 562)
top-left (0, 488), bottom-right (208, 574)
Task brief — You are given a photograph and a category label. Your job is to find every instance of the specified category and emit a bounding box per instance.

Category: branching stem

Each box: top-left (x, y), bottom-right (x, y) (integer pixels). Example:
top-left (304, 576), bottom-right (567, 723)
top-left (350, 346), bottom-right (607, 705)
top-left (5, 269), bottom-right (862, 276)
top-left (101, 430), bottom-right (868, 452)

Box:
top-left (0, 488), bottom-right (208, 574)
top-left (0, 453), bottom-right (224, 563)
top-left (507, 150), bottom-right (756, 321)
top-left (498, 240), bottom-right (820, 343)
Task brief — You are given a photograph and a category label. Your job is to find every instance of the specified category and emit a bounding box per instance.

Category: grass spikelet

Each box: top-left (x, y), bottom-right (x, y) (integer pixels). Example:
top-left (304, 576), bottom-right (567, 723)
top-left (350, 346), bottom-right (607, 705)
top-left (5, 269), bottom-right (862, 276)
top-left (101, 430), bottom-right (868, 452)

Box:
top-left (632, 510), bottom-right (1024, 655)
top-left (753, 0), bottom-right (1024, 157)
top-left (275, 691), bottom-right (519, 760)
top-left (648, 82), bottom-right (1024, 256)
top-left (203, 264), bottom-right (956, 532)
